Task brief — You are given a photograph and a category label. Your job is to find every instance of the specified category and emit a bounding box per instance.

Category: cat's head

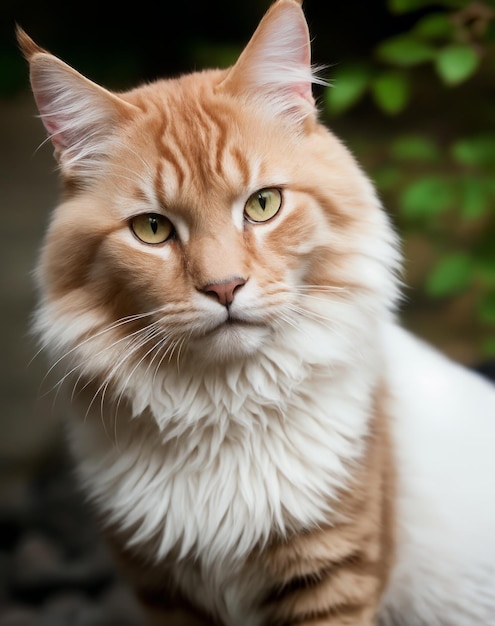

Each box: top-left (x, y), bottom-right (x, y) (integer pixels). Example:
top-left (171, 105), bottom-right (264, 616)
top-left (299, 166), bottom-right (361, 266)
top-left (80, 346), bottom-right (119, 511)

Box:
top-left (20, 0), bottom-right (401, 385)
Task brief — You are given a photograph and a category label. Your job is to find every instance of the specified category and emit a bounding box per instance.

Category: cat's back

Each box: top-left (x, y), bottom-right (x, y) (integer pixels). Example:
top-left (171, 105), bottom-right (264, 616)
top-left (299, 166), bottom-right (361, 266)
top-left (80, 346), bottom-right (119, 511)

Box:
top-left (380, 324), bottom-right (495, 624)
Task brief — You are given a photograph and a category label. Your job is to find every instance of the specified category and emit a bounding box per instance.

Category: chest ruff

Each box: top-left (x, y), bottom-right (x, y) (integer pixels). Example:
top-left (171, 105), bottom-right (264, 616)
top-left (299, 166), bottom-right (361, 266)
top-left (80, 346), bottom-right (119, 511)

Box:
top-left (96, 385), bottom-right (395, 626)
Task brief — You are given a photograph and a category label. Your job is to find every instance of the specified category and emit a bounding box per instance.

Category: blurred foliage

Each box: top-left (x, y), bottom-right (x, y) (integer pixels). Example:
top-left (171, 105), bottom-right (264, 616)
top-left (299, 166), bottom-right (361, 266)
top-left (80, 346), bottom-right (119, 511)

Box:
top-left (325, 0), bottom-right (495, 356)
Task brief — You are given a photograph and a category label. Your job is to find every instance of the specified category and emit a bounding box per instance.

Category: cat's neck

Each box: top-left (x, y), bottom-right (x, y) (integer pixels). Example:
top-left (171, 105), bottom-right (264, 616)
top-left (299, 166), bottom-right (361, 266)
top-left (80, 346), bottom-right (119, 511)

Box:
top-left (69, 319), bottom-right (385, 568)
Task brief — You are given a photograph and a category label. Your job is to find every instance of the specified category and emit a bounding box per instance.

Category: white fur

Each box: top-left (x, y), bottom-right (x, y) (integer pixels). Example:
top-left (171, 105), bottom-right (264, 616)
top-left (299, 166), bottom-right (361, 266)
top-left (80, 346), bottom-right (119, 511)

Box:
top-left (68, 306), bottom-right (380, 624)
top-left (379, 325), bottom-right (495, 625)
top-left (63, 312), bottom-right (495, 625)
top-left (35, 178), bottom-right (495, 625)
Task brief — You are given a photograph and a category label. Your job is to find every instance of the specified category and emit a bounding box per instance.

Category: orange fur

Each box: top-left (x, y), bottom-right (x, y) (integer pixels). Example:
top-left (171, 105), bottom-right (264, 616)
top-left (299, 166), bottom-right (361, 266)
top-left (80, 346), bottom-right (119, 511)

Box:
top-left (263, 392), bottom-right (395, 624)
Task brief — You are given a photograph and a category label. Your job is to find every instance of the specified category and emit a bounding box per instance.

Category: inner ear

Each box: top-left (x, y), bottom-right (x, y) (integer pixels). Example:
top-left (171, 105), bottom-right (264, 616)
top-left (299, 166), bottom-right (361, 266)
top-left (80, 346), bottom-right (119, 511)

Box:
top-left (18, 27), bottom-right (138, 172)
top-left (219, 0), bottom-right (325, 123)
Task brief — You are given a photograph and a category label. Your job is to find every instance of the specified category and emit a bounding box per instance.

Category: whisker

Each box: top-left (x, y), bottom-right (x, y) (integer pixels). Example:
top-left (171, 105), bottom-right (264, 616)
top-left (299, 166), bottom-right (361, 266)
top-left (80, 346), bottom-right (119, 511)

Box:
top-left (113, 325), bottom-right (173, 420)
top-left (151, 333), bottom-right (186, 385)
top-left (297, 284), bottom-right (350, 293)
top-left (176, 326), bottom-right (197, 374)
top-left (82, 325), bottom-right (161, 423)
top-left (39, 308), bottom-right (169, 389)
top-left (43, 320), bottom-right (156, 399)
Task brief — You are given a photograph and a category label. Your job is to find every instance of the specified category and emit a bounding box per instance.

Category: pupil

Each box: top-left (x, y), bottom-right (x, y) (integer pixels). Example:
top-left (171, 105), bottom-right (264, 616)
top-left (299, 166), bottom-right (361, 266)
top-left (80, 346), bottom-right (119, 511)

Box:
top-left (150, 217), bottom-right (158, 234)
top-left (258, 193), bottom-right (266, 210)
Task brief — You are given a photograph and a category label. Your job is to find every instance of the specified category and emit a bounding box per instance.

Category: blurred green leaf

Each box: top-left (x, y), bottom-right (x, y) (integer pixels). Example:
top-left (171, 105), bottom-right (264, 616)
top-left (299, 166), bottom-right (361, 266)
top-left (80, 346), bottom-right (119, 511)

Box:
top-left (451, 135), bottom-right (495, 168)
top-left (426, 252), bottom-right (473, 297)
top-left (460, 177), bottom-right (490, 221)
top-left (475, 243), bottom-right (495, 282)
top-left (486, 178), bottom-right (495, 197)
top-left (438, 0), bottom-right (472, 7)
top-left (388, 0), bottom-right (436, 13)
top-left (487, 21), bottom-right (495, 43)
top-left (374, 165), bottom-right (404, 190)
top-left (325, 64), bottom-right (370, 115)
top-left (400, 176), bottom-right (456, 219)
top-left (414, 13), bottom-right (454, 40)
top-left (481, 336), bottom-right (495, 357)
top-left (389, 0), bottom-right (465, 10)
top-left (390, 134), bottom-right (440, 161)
top-left (435, 44), bottom-right (480, 85)
top-left (376, 35), bottom-right (435, 66)
top-left (372, 71), bottom-right (410, 114)
top-left (478, 291), bottom-right (495, 325)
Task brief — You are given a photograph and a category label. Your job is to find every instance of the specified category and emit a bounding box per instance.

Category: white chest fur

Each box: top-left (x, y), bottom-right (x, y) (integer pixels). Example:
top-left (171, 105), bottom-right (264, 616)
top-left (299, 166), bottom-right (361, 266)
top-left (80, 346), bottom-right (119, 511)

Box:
top-left (68, 329), bottom-right (379, 622)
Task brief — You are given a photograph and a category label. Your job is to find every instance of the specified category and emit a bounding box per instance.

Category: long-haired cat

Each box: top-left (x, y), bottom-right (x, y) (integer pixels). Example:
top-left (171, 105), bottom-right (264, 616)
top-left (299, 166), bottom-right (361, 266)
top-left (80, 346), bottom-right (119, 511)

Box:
top-left (18, 1), bottom-right (495, 624)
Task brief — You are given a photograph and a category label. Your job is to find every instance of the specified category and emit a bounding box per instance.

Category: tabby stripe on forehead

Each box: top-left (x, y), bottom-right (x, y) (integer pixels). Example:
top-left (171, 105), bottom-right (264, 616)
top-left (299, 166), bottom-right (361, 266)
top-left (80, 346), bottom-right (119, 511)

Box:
top-left (231, 145), bottom-right (251, 189)
top-left (156, 118), bottom-right (187, 189)
top-left (207, 99), bottom-right (254, 187)
top-left (183, 104), bottom-right (228, 183)
top-left (154, 161), bottom-right (165, 203)
top-left (200, 105), bottom-right (229, 180)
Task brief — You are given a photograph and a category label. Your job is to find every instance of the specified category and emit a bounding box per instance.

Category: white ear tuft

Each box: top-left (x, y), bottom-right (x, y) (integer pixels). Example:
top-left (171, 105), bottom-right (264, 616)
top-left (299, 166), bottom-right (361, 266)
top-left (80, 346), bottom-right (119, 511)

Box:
top-left (18, 29), bottom-right (137, 176)
top-left (220, 0), bottom-right (326, 124)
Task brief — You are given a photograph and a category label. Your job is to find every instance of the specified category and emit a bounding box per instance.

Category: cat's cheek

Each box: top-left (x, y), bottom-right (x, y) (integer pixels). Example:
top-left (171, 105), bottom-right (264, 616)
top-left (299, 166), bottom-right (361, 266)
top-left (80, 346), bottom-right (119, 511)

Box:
top-left (112, 230), bottom-right (183, 291)
top-left (253, 196), bottom-right (328, 258)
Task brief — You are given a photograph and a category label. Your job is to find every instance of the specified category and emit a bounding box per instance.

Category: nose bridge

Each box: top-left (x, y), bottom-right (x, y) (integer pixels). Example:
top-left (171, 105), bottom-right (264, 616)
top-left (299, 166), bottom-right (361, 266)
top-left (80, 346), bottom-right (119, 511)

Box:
top-left (187, 226), bottom-right (247, 287)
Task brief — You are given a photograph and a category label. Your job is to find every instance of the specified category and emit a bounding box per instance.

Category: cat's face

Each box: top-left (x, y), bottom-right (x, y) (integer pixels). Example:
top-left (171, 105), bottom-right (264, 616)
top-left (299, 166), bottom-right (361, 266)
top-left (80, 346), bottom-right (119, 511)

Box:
top-left (21, 0), bottom-right (400, 380)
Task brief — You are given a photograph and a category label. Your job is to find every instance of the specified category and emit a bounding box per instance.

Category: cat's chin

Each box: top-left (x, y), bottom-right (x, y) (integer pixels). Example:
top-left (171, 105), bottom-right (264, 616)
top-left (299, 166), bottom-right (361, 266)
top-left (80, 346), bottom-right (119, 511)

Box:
top-left (189, 321), bottom-right (271, 363)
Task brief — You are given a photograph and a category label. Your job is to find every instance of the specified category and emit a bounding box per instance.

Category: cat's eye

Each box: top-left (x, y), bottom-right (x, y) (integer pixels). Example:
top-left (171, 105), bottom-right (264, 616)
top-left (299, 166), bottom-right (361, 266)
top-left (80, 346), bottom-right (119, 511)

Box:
top-left (130, 213), bottom-right (174, 245)
top-left (244, 188), bottom-right (282, 223)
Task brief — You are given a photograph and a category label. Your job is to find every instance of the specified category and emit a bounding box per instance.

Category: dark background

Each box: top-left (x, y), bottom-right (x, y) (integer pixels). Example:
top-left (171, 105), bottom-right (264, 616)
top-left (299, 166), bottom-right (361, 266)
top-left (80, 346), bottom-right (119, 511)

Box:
top-left (1, 1), bottom-right (416, 95)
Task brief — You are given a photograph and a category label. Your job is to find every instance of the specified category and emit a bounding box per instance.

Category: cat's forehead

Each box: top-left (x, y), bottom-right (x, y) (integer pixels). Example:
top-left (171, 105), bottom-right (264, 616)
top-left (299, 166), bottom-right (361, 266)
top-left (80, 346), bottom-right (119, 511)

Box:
top-left (121, 72), bottom-right (299, 208)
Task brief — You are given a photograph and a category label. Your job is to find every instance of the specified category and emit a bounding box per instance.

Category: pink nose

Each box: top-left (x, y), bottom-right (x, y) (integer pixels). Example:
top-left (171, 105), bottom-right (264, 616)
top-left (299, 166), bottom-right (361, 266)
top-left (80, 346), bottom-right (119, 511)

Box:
top-left (200, 278), bottom-right (246, 306)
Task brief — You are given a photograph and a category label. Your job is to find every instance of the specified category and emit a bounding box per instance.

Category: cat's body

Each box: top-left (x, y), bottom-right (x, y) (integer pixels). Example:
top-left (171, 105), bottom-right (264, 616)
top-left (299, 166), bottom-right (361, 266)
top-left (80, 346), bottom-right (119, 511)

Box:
top-left (19, 1), bottom-right (495, 624)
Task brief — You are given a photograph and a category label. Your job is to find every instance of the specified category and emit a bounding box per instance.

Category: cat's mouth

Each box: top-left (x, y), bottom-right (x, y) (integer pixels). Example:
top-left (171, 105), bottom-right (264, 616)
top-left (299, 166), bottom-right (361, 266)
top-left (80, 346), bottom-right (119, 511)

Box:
top-left (193, 314), bottom-right (270, 358)
top-left (208, 315), bottom-right (264, 334)
top-left (225, 316), bottom-right (258, 327)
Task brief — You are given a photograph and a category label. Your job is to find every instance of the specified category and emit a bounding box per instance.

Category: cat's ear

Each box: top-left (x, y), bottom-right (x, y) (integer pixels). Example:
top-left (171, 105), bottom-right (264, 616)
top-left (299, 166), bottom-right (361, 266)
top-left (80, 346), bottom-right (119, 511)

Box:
top-left (16, 26), bottom-right (138, 174)
top-left (219, 0), bottom-right (324, 125)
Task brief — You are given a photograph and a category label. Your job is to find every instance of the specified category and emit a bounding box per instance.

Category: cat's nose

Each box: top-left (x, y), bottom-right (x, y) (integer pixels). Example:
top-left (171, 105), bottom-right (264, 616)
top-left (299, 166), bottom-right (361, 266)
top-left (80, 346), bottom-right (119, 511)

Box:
top-left (199, 277), bottom-right (247, 307)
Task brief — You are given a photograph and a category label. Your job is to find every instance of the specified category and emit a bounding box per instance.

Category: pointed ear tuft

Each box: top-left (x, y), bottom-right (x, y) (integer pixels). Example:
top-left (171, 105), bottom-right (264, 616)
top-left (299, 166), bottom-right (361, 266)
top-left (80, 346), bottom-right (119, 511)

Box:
top-left (219, 0), bottom-right (326, 124)
top-left (16, 25), bottom-right (46, 59)
top-left (17, 28), bottom-right (138, 176)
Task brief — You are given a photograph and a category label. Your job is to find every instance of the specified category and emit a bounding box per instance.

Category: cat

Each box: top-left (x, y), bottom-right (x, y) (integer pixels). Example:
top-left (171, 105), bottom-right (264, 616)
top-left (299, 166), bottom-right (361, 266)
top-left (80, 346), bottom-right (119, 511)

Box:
top-left (18, 0), bottom-right (495, 624)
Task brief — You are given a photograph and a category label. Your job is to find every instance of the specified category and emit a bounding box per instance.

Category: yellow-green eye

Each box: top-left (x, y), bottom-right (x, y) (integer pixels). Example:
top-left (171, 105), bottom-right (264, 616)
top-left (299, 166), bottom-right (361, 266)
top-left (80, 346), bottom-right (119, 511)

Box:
top-left (130, 213), bottom-right (173, 245)
top-left (244, 188), bottom-right (282, 223)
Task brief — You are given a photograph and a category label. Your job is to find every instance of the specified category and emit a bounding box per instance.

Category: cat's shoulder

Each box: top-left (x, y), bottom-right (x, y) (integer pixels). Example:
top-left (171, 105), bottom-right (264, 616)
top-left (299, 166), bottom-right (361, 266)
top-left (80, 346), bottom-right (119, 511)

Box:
top-left (383, 323), bottom-right (495, 414)
top-left (380, 323), bottom-right (495, 624)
